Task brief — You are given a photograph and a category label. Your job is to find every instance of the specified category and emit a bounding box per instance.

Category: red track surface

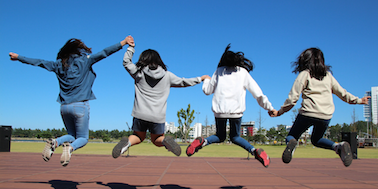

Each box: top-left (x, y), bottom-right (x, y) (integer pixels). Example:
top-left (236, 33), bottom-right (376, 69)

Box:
top-left (0, 152), bottom-right (377, 189)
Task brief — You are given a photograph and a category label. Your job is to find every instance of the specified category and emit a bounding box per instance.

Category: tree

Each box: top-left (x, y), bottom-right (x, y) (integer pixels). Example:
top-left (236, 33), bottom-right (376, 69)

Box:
top-left (276, 125), bottom-right (288, 145)
top-left (328, 124), bottom-right (342, 142)
top-left (266, 127), bottom-right (277, 144)
top-left (177, 104), bottom-right (195, 143)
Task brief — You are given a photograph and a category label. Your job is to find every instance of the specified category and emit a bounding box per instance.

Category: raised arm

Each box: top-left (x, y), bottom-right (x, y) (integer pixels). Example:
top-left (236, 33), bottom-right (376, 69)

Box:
top-left (122, 36), bottom-right (139, 78)
top-left (88, 36), bottom-right (129, 65)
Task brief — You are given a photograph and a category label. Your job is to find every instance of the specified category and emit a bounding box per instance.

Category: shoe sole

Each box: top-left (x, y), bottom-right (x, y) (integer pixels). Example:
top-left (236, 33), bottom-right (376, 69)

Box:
top-left (341, 142), bottom-right (353, 167)
top-left (282, 139), bottom-right (297, 164)
top-left (42, 139), bottom-right (54, 162)
top-left (255, 148), bottom-right (270, 168)
top-left (112, 137), bottom-right (129, 159)
top-left (186, 137), bottom-right (204, 157)
top-left (60, 143), bottom-right (71, 167)
top-left (163, 136), bottom-right (181, 156)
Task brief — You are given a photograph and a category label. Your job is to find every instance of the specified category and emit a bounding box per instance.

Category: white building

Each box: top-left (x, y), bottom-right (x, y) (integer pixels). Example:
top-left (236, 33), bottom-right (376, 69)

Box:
top-left (189, 123), bottom-right (202, 139)
top-left (364, 86), bottom-right (378, 125)
top-left (165, 122), bottom-right (178, 134)
top-left (371, 86), bottom-right (378, 125)
top-left (202, 124), bottom-right (216, 137)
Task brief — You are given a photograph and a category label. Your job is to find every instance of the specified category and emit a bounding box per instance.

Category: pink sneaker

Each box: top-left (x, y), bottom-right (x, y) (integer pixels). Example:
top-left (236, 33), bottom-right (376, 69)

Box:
top-left (186, 137), bottom-right (204, 157)
top-left (254, 148), bottom-right (270, 168)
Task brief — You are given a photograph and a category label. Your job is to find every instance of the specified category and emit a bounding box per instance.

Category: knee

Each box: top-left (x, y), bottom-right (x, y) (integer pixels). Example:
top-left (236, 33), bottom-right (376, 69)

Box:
top-left (311, 137), bottom-right (320, 147)
top-left (152, 140), bottom-right (164, 147)
top-left (230, 136), bottom-right (238, 143)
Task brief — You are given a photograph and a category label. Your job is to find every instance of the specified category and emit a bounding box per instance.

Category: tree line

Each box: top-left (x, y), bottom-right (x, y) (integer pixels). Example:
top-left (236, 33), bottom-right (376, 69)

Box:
top-left (10, 120), bottom-right (377, 144)
top-left (11, 128), bottom-right (133, 142)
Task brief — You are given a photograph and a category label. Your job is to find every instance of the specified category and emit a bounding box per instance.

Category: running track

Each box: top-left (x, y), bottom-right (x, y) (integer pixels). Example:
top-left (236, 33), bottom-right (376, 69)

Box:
top-left (0, 152), bottom-right (377, 189)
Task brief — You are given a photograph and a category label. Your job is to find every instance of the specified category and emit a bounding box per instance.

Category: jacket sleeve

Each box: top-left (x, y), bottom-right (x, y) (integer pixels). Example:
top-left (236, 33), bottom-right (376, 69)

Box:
top-left (122, 46), bottom-right (139, 79)
top-left (87, 42), bottom-right (123, 65)
top-left (202, 71), bottom-right (217, 95)
top-left (278, 71), bottom-right (308, 115)
top-left (168, 72), bottom-right (201, 87)
top-left (330, 73), bottom-right (362, 104)
top-left (245, 74), bottom-right (274, 111)
top-left (17, 56), bottom-right (57, 72)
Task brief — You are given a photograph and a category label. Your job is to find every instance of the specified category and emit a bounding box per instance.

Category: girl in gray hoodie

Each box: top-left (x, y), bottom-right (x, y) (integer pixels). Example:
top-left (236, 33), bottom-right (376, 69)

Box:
top-left (112, 36), bottom-right (209, 158)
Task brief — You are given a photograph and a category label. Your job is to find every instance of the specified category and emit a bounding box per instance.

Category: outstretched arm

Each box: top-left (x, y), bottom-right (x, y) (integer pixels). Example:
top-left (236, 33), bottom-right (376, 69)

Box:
top-left (9, 52), bottom-right (57, 71)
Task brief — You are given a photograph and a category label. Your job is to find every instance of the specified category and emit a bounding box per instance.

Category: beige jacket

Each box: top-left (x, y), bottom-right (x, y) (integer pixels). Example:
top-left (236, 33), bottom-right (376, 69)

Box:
top-left (278, 70), bottom-right (363, 120)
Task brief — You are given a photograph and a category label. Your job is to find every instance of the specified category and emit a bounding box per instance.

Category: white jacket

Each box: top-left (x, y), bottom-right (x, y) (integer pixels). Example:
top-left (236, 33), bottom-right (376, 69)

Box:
top-left (202, 66), bottom-right (274, 118)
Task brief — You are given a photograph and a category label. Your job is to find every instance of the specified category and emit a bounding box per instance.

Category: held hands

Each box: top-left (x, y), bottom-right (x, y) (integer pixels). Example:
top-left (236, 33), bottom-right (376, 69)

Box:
top-left (268, 109), bottom-right (279, 117)
top-left (9, 52), bottom-right (19, 60)
top-left (126, 35), bottom-right (135, 47)
top-left (120, 35), bottom-right (135, 47)
top-left (200, 75), bottom-right (211, 81)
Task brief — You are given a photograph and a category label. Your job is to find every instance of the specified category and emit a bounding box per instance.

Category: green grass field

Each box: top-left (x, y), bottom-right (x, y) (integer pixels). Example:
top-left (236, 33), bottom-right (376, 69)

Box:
top-left (10, 141), bottom-right (378, 159)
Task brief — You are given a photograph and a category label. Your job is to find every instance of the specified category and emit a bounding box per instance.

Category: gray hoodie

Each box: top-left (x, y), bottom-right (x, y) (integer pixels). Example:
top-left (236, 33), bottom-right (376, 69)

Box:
top-left (123, 47), bottom-right (201, 123)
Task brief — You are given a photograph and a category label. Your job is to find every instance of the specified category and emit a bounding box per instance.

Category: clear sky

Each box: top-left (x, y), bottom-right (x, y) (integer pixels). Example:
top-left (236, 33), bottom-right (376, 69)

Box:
top-left (1, 1), bottom-right (377, 132)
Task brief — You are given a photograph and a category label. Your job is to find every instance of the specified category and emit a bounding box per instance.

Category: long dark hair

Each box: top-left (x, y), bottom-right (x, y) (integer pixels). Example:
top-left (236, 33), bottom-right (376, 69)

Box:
top-left (218, 44), bottom-right (254, 72)
top-left (292, 47), bottom-right (332, 80)
top-left (56, 38), bottom-right (92, 69)
top-left (136, 49), bottom-right (167, 71)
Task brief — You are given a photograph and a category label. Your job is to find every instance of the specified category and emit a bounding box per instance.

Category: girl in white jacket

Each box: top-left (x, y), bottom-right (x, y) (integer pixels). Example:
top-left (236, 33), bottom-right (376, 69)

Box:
top-left (186, 44), bottom-right (276, 168)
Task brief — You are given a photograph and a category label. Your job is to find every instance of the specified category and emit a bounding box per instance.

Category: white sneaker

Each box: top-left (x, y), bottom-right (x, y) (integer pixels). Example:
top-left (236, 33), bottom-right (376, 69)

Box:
top-left (42, 138), bottom-right (56, 162)
top-left (60, 142), bottom-right (73, 167)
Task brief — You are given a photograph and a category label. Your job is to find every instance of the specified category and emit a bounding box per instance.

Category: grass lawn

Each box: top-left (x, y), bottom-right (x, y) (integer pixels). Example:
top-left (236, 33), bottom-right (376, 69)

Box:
top-left (10, 141), bottom-right (378, 159)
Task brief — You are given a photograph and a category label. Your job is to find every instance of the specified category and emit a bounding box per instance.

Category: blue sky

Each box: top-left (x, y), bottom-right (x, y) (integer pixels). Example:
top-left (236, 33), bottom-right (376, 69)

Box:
top-left (1, 1), bottom-right (377, 132)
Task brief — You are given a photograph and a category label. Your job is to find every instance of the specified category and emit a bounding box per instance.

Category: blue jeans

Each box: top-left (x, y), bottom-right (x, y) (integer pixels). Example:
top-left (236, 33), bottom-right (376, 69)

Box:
top-left (206, 117), bottom-right (255, 153)
top-left (56, 101), bottom-right (90, 151)
top-left (287, 114), bottom-right (334, 150)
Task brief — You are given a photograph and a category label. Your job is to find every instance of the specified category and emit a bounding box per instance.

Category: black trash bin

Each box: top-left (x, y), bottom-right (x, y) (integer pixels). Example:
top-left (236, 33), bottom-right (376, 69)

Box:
top-left (341, 132), bottom-right (357, 159)
top-left (0, 125), bottom-right (12, 152)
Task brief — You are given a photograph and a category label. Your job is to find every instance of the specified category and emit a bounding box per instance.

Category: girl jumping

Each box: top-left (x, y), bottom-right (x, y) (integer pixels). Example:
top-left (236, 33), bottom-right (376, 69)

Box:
top-left (112, 36), bottom-right (209, 158)
top-left (186, 44), bottom-right (275, 168)
top-left (9, 37), bottom-right (129, 166)
top-left (271, 47), bottom-right (370, 167)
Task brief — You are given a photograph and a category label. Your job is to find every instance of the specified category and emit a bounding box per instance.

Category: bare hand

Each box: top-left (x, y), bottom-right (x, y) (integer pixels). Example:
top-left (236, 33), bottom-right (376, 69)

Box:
top-left (200, 75), bottom-right (211, 81)
top-left (361, 96), bottom-right (371, 105)
top-left (9, 52), bottom-right (19, 60)
top-left (126, 35), bottom-right (135, 47)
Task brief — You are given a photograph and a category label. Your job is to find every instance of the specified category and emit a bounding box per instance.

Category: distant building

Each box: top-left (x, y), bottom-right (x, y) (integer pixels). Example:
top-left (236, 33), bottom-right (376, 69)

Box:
top-left (241, 121), bottom-right (255, 136)
top-left (189, 123), bottom-right (202, 139)
top-left (364, 86), bottom-right (378, 125)
top-left (165, 122), bottom-right (178, 134)
top-left (202, 124), bottom-right (216, 137)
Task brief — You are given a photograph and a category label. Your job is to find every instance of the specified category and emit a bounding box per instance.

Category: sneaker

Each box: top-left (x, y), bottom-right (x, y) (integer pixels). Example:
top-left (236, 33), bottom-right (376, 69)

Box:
top-left (112, 137), bottom-right (130, 159)
top-left (254, 148), bottom-right (270, 168)
top-left (60, 142), bottom-right (72, 167)
top-left (282, 138), bottom-right (297, 164)
top-left (42, 138), bottom-right (56, 162)
top-left (336, 142), bottom-right (353, 167)
top-left (163, 136), bottom-right (181, 156)
top-left (186, 137), bottom-right (204, 157)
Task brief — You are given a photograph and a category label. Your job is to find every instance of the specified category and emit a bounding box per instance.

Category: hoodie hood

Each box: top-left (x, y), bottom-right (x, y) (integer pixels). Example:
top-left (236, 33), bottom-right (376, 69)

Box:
top-left (142, 66), bottom-right (166, 79)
